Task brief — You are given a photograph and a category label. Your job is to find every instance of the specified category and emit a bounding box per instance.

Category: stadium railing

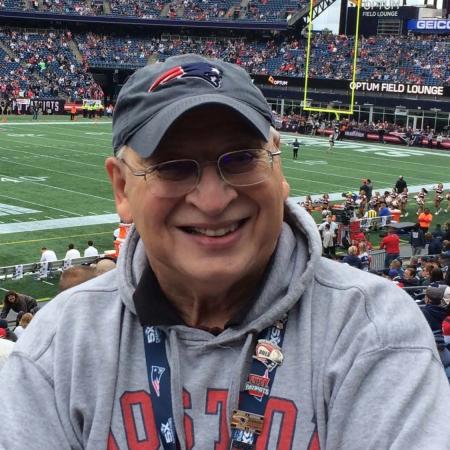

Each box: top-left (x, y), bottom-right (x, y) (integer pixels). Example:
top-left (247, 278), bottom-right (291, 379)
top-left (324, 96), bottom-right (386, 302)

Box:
top-left (0, 256), bottom-right (100, 282)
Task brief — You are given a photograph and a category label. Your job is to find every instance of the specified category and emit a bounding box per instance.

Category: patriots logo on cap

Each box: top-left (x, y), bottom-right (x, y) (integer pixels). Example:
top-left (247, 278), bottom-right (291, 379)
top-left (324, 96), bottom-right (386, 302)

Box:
top-left (149, 62), bottom-right (222, 92)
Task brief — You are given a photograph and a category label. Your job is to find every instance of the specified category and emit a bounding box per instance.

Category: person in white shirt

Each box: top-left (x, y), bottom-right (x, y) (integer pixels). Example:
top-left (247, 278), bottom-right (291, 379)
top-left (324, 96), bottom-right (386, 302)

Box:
top-left (40, 247), bottom-right (57, 262)
top-left (84, 240), bottom-right (99, 257)
top-left (64, 244), bottom-right (81, 261)
top-left (0, 329), bottom-right (14, 370)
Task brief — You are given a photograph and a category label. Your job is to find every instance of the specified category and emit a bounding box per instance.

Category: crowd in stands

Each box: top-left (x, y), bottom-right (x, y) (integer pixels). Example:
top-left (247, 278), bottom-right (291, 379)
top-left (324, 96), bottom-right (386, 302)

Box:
top-left (75, 32), bottom-right (450, 86)
top-left (0, 0), bottom-right (296, 21)
top-left (0, 28), bottom-right (448, 102)
top-left (0, 28), bottom-right (103, 100)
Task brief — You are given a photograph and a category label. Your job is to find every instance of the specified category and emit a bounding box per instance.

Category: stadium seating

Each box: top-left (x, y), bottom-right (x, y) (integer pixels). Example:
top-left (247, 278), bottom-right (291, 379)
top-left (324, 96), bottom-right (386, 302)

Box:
top-left (75, 32), bottom-right (450, 86)
top-left (0, 28), bottom-right (103, 100)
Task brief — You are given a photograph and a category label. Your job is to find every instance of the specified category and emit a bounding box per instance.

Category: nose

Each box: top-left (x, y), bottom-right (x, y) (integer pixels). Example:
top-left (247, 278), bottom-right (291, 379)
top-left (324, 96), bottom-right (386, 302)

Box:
top-left (185, 165), bottom-right (238, 215)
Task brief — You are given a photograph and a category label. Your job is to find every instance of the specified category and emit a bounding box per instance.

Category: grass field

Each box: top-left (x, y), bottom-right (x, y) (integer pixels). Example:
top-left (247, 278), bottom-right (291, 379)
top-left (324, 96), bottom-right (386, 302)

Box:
top-left (0, 115), bottom-right (449, 300)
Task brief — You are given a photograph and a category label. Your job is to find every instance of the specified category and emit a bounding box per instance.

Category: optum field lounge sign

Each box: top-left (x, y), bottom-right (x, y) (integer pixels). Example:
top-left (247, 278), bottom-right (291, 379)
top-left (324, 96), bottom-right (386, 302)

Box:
top-left (349, 82), bottom-right (445, 96)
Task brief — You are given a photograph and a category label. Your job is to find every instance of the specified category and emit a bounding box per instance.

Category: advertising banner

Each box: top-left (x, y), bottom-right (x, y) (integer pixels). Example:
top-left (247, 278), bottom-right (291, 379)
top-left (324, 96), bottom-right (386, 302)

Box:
top-left (12, 98), bottom-right (65, 114)
top-left (408, 19), bottom-right (450, 33)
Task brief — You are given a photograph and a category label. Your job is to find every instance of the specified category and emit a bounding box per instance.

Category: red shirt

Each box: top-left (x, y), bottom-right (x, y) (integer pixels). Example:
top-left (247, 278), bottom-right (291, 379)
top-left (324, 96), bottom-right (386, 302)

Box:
top-left (380, 233), bottom-right (400, 254)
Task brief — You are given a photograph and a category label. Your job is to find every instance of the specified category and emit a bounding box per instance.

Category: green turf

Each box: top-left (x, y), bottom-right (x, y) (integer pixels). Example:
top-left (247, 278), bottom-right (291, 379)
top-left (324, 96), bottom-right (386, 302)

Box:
top-left (0, 116), bottom-right (449, 280)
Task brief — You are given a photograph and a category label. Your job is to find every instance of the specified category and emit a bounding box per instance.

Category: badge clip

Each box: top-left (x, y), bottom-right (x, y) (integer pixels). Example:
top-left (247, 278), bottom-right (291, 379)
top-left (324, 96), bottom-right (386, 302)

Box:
top-left (231, 410), bottom-right (264, 435)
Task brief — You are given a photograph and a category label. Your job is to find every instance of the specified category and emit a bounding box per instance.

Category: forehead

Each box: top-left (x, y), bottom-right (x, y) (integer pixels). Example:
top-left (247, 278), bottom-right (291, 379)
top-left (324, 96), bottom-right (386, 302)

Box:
top-left (150, 105), bottom-right (267, 160)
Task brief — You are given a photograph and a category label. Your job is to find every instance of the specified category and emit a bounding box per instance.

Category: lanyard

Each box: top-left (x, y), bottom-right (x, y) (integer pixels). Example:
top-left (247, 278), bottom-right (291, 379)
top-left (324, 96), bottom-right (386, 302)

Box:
top-left (142, 317), bottom-right (287, 450)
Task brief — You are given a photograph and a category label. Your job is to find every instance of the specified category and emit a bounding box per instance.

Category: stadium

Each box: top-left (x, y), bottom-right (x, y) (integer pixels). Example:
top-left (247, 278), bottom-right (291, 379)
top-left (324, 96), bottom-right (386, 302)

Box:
top-left (0, 0), bottom-right (449, 444)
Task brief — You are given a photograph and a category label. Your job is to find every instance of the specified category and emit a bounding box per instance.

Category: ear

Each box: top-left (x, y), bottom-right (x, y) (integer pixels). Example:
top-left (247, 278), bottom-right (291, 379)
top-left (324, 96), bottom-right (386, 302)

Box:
top-left (105, 157), bottom-right (133, 223)
top-left (270, 127), bottom-right (290, 201)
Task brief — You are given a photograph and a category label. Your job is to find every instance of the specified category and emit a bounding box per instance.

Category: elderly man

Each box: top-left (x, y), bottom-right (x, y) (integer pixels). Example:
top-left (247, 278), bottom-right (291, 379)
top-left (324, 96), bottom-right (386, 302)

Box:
top-left (0, 55), bottom-right (449, 449)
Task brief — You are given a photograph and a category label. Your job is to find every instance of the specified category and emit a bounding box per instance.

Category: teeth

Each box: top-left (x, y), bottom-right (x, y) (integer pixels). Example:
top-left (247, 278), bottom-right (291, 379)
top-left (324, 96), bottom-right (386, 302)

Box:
top-left (190, 222), bottom-right (239, 237)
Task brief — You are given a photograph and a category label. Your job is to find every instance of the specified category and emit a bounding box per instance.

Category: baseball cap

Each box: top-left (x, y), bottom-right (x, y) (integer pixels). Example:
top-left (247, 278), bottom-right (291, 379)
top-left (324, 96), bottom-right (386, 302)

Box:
top-left (426, 284), bottom-right (450, 305)
top-left (112, 54), bottom-right (273, 158)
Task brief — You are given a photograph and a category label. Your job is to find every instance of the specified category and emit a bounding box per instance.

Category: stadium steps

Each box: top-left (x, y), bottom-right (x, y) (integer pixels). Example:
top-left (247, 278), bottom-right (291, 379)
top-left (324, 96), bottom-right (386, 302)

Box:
top-left (68, 39), bottom-right (83, 64)
top-left (0, 41), bottom-right (14, 59)
top-left (102, 0), bottom-right (111, 14)
top-left (161, 3), bottom-right (171, 17)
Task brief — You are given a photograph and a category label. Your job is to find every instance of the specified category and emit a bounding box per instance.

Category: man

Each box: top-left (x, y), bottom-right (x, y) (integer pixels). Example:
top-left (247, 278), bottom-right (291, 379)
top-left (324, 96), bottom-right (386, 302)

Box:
top-left (64, 243), bottom-right (81, 260)
top-left (291, 138), bottom-right (300, 160)
top-left (1, 55), bottom-right (449, 449)
top-left (395, 175), bottom-right (407, 194)
top-left (380, 227), bottom-right (400, 268)
top-left (0, 291), bottom-right (39, 321)
top-left (83, 240), bottom-right (99, 257)
top-left (409, 223), bottom-right (425, 256)
top-left (40, 247), bottom-right (57, 262)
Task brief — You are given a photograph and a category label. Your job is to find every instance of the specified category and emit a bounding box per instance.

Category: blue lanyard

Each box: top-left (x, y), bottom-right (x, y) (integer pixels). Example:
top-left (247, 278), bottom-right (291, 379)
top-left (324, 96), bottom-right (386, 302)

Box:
top-left (143, 326), bottom-right (178, 449)
top-left (142, 317), bottom-right (287, 450)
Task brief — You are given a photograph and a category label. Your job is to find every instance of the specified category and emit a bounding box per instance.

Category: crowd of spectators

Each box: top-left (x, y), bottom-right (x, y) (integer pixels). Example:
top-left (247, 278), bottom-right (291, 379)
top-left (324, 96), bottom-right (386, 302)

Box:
top-left (0, 0), bottom-right (296, 21)
top-left (0, 28), bottom-right (103, 100)
top-left (75, 32), bottom-right (450, 86)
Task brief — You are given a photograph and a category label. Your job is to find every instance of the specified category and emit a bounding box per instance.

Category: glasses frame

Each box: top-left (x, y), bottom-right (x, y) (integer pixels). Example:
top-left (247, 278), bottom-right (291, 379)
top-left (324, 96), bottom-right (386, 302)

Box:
top-left (118, 149), bottom-right (282, 191)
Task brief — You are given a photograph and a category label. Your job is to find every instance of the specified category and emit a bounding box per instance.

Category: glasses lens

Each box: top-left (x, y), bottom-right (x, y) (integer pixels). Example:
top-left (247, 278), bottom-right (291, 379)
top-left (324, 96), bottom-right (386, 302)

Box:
top-left (219, 150), bottom-right (270, 186)
top-left (148, 160), bottom-right (199, 197)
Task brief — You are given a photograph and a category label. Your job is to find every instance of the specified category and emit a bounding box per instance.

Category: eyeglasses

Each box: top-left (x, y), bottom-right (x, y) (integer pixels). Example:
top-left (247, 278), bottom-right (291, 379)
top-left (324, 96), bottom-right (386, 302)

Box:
top-left (119, 149), bottom-right (281, 198)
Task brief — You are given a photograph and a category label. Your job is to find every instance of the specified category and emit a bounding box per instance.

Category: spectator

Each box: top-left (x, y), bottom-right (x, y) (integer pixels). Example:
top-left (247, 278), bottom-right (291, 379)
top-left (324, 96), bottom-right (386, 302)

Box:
top-left (14, 312), bottom-right (33, 339)
top-left (358, 241), bottom-right (371, 271)
top-left (380, 228), bottom-right (400, 268)
top-left (321, 222), bottom-right (335, 257)
top-left (40, 247), bottom-right (57, 262)
top-left (409, 223), bottom-right (425, 256)
top-left (421, 284), bottom-right (450, 333)
top-left (93, 257), bottom-right (117, 275)
top-left (84, 240), bottom-right (99, 257)
top-left (0, 328), bottom-right (14, 370)
top-left (64, 243), bottom-right (81, 260)
top-left (426, 232), bottom-right (443, 256)
top-left (342, 245), bottom-right (363, 269)
top-left (0, 291), bottom-right (39, 321)
top-left (0, 319), bottom-right (17, 342)
top-left (59, 266), bottom-right (97, 292)
top-left (431, 223), bottom-right (444, 241)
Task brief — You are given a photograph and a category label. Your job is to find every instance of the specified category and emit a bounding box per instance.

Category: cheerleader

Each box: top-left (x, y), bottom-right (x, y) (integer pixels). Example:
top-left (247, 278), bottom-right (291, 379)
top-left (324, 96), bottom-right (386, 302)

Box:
top-left (445, 191), bottom-right (450, 213)
top-left (415, 188), bottom-right (428, 215)
top-left (399, 188), bottom-right (409, 217)
top-left (299, 194), bottom-right (313, 214)
top-left (321, 193), bottom-right (330, 210)
top-left (369, 191), bottom-right (381, 214)
top-left (434, 183), bottom-right (444, 215)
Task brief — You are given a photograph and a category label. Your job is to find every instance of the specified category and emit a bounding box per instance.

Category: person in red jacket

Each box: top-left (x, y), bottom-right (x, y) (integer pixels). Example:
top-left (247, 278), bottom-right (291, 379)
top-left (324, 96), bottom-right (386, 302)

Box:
top-left (380, 228), bottom-right (400, 268)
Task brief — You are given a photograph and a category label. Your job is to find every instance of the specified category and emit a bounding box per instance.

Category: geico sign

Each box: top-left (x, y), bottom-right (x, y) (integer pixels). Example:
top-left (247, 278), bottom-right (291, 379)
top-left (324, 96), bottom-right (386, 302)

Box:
top-left (416, 20), bottom-right (450, 30)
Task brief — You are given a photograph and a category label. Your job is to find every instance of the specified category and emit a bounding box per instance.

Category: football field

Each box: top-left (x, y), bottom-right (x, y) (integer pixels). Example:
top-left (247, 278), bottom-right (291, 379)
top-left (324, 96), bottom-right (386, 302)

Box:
top-left (0, 116), bottom-right (449, 270)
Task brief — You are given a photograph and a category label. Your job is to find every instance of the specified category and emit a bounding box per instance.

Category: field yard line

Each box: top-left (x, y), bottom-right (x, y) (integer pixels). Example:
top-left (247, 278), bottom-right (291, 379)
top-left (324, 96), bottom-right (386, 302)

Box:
top-left (280, 133), bottom-right (450, 159)
top-left (0, 137), bottom-right (109, 158)
top-left (0, 175), bottom-right (114, 202)
top-left (0, 213), bottom-right (119, 234)
top-left (289, 157), bottom-right (443, 186)
top-left (0, 230), bottom-right (113, 246)
top-left (41, 280), bottom-right (54, 286)
top-left (0, 145), bottom-right (102, 167)
top-left (0, 157), bottom-right (111, 184)
top-left (24, 125), bottom-right (112, 144)
top-left (20, 130), bottom-right (112, 148)
top-left (0, 193), bottom-right (82, 216)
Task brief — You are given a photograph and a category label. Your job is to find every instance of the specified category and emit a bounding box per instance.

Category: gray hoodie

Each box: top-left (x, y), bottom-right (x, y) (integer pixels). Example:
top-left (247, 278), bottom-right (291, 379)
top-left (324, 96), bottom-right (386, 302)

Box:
top-left (0, 200), bottom-right (449, 450)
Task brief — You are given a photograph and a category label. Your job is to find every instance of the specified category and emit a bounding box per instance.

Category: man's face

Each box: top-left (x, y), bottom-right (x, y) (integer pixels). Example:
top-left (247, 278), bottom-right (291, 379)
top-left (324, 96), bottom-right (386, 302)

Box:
top-left (107, 106), bottom-right (289, 287)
